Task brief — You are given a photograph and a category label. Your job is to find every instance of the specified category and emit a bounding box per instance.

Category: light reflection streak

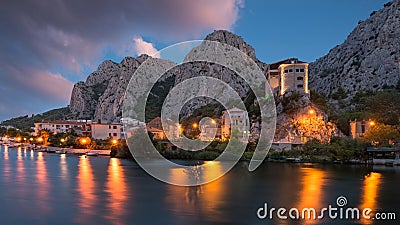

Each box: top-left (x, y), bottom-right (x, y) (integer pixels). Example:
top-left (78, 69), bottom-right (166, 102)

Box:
top-left (76, 156), bottom-right (97, 224)
top-left (104, 158), bottom-right (128, 224)
top-left (359, 172), bottom-right (382, 225)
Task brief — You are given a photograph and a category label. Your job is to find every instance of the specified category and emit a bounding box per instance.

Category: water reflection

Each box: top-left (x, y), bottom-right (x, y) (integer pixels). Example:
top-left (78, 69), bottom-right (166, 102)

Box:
top-left (166, 161), bottom-right (226, 223)
top-left (296, 167), bottom-right (326, 224)
top-left (36, 152), bottom-right (51, 213)
top-left (3, 146), bottom-right (10, 183)
top-left (76, 156), bottom-right (97, 224)
top-left (104, 158), bottom-right (128, 224)
top-left (60, 154), bottom-right (69, 181)
top-left (17, 147), bottom-right (25, 183)
top-left (359, 172), bottom-right (382, 224)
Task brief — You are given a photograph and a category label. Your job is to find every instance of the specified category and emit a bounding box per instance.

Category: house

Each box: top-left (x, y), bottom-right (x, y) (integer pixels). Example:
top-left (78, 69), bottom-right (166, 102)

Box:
top-left (146, 117), bottom-right (181, 140)
top-left (199, 121), bottom-right (220, 142)
top-left (267, 58), bottom-right (309, 96)
top-left (34, 120), bottom-right (123, 140)
top-left (34, 120), bottom-right (90, 136)
top-left (221, 107), bottom-right (249, 141)
top-left (350, 119), bottom-right (375, 139)
top-left (90, 123), bottom-right (122, 140)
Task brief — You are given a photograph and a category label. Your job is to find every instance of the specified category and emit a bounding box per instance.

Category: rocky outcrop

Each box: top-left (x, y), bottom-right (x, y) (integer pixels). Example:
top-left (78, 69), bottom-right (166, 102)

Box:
top-left (69, 55), bottom-right (149, 122)
top-left (174, 30), bottom-right (269, 118)
top-left (309, 0), bottom-right (400, 100)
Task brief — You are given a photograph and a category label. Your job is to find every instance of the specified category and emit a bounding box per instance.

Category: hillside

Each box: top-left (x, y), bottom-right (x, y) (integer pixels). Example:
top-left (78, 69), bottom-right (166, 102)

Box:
top-left (0, 107), bottom-right (71, 130)
top-left (309, 0), bottom-right (400, 104)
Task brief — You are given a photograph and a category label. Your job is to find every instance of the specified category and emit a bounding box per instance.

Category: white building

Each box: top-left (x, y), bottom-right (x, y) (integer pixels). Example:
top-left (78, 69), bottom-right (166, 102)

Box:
top-left (90, 123), bottom-right (122, 140)
top-left (199, 124), bottom-right (219, 142)
top-left (34, 120), bottom-right (89, 135)
top-left (221, 107), bottom-right (249, 141)
top-left (267, 58), bottom-right (309, 96)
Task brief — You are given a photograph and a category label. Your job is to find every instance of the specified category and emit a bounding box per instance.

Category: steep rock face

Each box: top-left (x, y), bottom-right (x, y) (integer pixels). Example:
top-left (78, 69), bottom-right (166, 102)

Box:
top-left (69, 55), bottom-right (149, 122)
top-left (309, 0), bottom-right (400, 99)
top-left (174, 30), bottom-right (268, 118)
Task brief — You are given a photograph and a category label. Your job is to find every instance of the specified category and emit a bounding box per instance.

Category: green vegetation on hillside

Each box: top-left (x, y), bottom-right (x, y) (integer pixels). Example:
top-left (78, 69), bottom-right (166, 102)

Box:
top-left (1, 107), bottom-right (71, 130)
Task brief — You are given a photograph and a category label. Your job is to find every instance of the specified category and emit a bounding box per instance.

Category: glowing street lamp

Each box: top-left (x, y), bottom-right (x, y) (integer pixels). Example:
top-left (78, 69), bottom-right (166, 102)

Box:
top-left (369, 121), bottom-right (376, 126)
top-left (15, 137), bottom-right (22, 142)
top-left (308, 108), bottom-right (315, 115)
top-left (111, 139), bottom-right (118, 145)
top-left (80, 138), bottom-right (88, 145)
top-left (29, 137), bottom-right (34, 142)
top-left (60, 138), bottom-right (65, 143)
top-left (37, 137), bottom-right (43, 143)
top-left (192, 123), bottom-right (198, 128)
top-left (211, 119), bottom-right (216, 124)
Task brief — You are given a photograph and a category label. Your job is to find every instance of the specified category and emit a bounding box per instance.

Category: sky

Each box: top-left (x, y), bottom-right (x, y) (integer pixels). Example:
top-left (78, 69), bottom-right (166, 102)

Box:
top-left (0, 0), bottom-right (390, 122)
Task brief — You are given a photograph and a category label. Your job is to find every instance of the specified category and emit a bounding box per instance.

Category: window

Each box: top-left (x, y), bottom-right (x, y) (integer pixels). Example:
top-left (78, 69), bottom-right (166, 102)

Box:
top-left (289, 69), bottom-right (293, 73)
top-left (297, 84), bottom-right (304, 88)
top-left (113, 125), bottom-right (117, 129)
top-left (284, 69), bottom-right (288, 73)
top-left (295, 69), bottom-right (300, 72)
top-left (108, 125), bottom-right (111, 129)
top-left (109, 133), bottom-right (112, 137)
top-left (65, 125), bottom-right (70, 128)
top-left (297, 77), bottom-right (304, 80)
top-left (300, 69), bottom-right (305, 72)
top-left (113, 133), bottom-right (117, 137)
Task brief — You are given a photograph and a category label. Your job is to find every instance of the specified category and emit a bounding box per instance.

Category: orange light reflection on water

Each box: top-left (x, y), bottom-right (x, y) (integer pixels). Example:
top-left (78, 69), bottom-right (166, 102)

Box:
top-left (296, 167), bottom-right (326, 224)
top-left (76, 156), bottom-right (97, 224)
top-left (166, 161), bottom-right (226, 223)
top-left (359, 172), bottom-right (382, 225)
top-left (104, 158), bottom-right (128, 224)
top-left (36, 152), bottom-right (50, 213)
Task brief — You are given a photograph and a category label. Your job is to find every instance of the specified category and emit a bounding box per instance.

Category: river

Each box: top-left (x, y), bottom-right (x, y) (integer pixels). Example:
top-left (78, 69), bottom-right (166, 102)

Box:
top-left (0, 145), bottom-right (399, 225)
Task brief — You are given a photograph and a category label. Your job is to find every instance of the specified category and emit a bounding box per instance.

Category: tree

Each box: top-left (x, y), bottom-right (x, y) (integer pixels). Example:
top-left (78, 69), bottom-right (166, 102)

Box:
top-left (37, 129), bottom-right (51, 146)
top-left (361, 123), bottom-right (400, 147)
top-left (365, 90), bottom-right (400, 125)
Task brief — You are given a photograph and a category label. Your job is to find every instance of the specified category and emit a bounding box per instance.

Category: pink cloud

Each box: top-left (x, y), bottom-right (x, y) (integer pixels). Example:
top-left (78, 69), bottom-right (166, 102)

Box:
top-left (131, 37), bottom-right (160, 58)
top-left (25, 70), bottom-right (74, 103)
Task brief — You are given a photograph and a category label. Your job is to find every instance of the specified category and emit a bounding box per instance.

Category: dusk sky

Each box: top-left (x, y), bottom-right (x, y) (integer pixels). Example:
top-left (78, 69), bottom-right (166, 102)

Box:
top-left (0, 0), bottom-right (389, 122)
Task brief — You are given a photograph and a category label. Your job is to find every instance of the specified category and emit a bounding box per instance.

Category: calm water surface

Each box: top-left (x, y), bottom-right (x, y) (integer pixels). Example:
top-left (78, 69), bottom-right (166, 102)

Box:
top-left (0, 145), bottom-right (399, 225)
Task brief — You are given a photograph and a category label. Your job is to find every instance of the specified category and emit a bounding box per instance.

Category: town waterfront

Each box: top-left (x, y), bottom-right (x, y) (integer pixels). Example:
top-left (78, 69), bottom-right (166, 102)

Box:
top-left (1, 145), bottom-right (399, 225)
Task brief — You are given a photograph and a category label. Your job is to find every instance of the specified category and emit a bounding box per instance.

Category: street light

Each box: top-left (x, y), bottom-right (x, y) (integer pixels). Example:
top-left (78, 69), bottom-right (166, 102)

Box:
top-left (111, 139), bottom-right (118, 145)
top-left (192, 123), bottom-right (198, 128)
top-left (369, 121), bottom-right (376, 126)
top-left (308, 108), bottom-right (315, 115)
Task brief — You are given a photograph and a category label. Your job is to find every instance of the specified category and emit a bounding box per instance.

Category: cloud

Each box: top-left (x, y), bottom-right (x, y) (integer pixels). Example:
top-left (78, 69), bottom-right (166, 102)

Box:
top-left (132, 37), bottom-right (160, 58)
top-left (0, 0), bottom-right (244, 121)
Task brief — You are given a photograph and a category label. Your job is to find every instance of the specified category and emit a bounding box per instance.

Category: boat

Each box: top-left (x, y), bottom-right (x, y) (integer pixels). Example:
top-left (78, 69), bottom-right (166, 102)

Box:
top-left (47, 149), bottom-right (56, 153)
top-left (86, 152), bottom-right (98, 156)
top-left (55, 149), bottom-right (67, 154)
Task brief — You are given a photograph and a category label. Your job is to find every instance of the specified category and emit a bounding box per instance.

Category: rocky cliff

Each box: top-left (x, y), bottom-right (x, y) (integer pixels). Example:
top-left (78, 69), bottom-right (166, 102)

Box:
top-left (69, 55), bottom-right (149, 122)
top-left (309, 0), bottom-right (400, 100)
top-left (69, 30), bottom-right (268, 123)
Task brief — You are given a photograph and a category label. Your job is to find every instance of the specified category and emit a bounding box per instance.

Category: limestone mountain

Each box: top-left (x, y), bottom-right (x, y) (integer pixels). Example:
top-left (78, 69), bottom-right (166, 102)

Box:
top-left (69, 55), bottom-right (149, 123)
top-left (309, 0), bottom-right (400, 101)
